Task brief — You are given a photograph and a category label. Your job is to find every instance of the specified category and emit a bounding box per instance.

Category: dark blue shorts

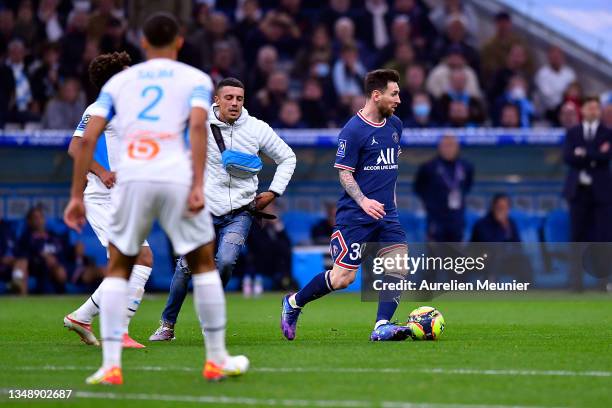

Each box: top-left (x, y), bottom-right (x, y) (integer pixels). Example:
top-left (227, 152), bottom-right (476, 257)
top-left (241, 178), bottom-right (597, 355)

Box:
top-left (330, 219), bottom-right (407, 270)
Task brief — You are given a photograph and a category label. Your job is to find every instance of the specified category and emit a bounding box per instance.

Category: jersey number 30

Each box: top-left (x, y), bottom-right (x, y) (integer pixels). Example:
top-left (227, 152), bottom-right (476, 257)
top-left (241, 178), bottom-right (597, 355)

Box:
top-left (138, 85), bottom-right (163, 121)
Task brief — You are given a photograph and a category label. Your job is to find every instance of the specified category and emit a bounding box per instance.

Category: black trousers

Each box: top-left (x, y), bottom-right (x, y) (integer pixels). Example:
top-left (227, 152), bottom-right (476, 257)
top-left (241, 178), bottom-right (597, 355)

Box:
top-left (568, 185), bottom-right (612, 290)
top-left (569, 186), bottom-right (612, 242)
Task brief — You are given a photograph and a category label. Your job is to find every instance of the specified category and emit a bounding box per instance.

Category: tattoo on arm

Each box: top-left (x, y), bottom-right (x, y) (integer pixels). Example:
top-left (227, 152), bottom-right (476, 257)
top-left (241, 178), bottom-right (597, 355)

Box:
top-left (339, 169), bottom-right (365, 205)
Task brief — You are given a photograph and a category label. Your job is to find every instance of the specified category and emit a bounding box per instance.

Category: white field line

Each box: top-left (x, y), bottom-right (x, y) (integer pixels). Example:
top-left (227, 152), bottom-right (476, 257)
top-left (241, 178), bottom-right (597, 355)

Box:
top-left (7, 365), bottom-right (612, 378)
top-left (0, 389), bottom-right (565, 408)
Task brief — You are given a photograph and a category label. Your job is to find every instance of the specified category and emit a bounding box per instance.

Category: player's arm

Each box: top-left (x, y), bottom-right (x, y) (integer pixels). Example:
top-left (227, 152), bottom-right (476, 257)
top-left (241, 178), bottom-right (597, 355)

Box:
top-left (338, 169), bottom-right (385, 220)
top-left (187, 106), bottom-right (208, 213)
top-left (257, 123), bottom-right (297, 210)
top-left (67, 137), bottom-right (115, 188)
top-left (64, 115), bottom-right (107, 231)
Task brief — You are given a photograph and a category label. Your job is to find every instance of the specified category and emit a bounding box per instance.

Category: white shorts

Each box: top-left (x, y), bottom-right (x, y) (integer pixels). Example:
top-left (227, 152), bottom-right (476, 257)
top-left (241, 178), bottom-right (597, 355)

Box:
top-left (85, 198), bottom-right (149, 255)
top-left (108, 181), bottom-right (215, 256)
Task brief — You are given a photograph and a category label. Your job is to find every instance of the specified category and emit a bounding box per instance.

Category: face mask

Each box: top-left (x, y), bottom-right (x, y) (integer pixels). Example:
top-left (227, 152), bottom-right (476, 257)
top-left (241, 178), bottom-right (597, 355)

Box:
top-left (413, 103), bottom-right (431, 117)
top-left (315, 63), bottom-right (330, 77)
top-left (510, 87), bottom-right (526, 100)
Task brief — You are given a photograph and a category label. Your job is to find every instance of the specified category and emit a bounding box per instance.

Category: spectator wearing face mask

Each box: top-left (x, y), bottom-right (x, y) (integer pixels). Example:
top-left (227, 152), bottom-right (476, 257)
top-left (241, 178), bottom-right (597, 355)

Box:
top-left (435, 68), bottom-right (485, 125)
top-left (492, 75), bottom-right (534, 128)
top-left (403, 91), bottom-right (438, 128)
top-left (395, 64), bottom-right (426, 120)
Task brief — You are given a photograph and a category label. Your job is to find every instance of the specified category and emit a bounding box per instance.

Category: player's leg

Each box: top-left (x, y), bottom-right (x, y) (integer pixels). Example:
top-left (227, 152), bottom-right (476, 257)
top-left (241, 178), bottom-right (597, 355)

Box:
top-left (281, 226), bottom-right (362, 340)
top-left (65, 199), bottom-right (153, 348)
top-left (85, 181), bottom-right (155, 385)
top-left (64, 200), bottom-right (113, 346)
top-left (149, 256), bottom-right (189, 341)
top-left (86, 244), bottom-right (136, 385)
top-left (370, 221), bottom-right (413, 341)
top-left (122, 245), bottom-right (153, 348)
top-left (159, 183), bottom-right (248, 381)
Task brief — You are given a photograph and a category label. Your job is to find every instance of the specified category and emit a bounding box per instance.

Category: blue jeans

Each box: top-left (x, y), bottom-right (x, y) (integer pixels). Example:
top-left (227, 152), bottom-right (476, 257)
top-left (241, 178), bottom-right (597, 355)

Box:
top-left (161, 210), bottom-right (253, 325)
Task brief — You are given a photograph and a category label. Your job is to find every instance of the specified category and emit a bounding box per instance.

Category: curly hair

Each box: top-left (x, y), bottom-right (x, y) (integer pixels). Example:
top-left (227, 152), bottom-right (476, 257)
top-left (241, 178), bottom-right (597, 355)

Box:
top-left (88, 51), bottom-right (132, 90)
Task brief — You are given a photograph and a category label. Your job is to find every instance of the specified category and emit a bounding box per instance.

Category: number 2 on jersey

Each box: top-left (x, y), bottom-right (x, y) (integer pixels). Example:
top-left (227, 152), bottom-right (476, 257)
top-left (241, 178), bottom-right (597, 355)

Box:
top-left (138, 85), bottom-right (163, 121)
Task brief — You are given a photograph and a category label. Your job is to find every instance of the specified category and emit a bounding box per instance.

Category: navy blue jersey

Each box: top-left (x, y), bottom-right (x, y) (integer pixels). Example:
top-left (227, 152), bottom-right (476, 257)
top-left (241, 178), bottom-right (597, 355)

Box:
top-left (334, 111), bottom-right (403, 225)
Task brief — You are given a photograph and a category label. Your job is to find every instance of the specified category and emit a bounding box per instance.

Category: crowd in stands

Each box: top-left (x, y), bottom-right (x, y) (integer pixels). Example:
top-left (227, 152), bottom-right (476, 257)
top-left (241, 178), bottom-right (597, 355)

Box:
top-left (1, 0), bottom-right (609, 130)
top-left (0, 206), bottom-right (104, 295)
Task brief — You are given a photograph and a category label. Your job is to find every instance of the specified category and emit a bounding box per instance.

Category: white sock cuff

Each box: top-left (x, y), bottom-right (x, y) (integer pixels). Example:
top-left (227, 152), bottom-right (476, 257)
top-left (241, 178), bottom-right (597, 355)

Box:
top-left (193, 270), bottom-right (221, 285)
top-left (130, 265), bottom-right (152, 286)
top-left (103, 277), bottom-right (128, 290)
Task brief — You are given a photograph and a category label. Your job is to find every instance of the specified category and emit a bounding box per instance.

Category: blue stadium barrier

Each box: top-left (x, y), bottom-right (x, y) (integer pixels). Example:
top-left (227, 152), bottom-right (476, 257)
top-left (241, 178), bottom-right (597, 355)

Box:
top-left (281, 211), bottom-right (322, 245)
top-left (0, 128), bottom-right (567, 148)
top-left (543, 210), bottom-right (571, 242)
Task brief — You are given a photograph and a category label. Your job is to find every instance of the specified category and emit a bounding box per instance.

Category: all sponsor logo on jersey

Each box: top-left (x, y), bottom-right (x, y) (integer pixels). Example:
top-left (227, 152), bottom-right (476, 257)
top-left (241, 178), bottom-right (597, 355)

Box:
top-left (364, 148), bottom-right (398, 171)
top-left (337, 139), bottom-right (347, 157)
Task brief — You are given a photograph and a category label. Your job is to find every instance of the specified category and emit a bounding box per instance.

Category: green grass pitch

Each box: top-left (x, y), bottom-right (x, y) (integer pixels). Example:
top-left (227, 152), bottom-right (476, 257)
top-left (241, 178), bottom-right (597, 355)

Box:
top-left (1, 292), bottom-right (611, 407)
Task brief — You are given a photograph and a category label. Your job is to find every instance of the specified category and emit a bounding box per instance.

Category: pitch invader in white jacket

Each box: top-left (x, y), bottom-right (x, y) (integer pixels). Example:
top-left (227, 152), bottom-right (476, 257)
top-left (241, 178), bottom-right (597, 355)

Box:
top-left (64, 13), bottom-right (248, 385)
top-left (63, 51), bottom-right (151, 350)
top-left (149, 77), bottom-right (296, 341)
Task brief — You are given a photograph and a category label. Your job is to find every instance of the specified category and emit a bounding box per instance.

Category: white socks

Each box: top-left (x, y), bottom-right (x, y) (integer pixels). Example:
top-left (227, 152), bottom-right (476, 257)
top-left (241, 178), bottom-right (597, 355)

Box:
top-left (73, 264), bottom-right (151, 329)
top-left (100, 277), bottom-right (127, 369)
top-left (73, 288), bottom-right (101, 324)
top-left (125, 265), bottom-right (152, 332)
top-left (193, 271), bottom-right (228, 365)
top-left (374, 319), bottom-right (389, 330)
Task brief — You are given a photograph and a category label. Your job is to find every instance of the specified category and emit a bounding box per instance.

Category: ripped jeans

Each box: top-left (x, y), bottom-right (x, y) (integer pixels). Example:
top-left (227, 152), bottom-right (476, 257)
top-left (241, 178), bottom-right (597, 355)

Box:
top-left (160, 209), bottom-right (253, 325)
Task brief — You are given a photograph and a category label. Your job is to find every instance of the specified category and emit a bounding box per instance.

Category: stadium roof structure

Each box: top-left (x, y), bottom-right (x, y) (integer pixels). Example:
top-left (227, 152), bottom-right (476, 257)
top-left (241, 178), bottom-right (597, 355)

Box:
top-left (473, 0), bottom-right (612, 77)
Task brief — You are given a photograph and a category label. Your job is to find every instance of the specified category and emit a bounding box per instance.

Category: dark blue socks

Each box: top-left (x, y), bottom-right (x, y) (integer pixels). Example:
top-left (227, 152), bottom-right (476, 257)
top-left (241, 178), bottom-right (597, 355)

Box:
top-left (294, 270), bottom-right (334, 307)
top-left (376, 274), bottom-right (403, 322)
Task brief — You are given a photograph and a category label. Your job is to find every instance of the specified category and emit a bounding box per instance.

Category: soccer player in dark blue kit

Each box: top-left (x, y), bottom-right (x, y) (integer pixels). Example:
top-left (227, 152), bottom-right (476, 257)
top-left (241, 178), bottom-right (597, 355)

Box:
top-left (281, 69), bottom-right (413, 341)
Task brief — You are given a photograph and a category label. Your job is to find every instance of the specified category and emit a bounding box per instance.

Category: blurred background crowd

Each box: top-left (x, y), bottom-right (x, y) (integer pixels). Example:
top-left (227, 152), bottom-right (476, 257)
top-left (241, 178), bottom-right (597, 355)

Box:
top-left (2, 0), bottom-right (610, 130)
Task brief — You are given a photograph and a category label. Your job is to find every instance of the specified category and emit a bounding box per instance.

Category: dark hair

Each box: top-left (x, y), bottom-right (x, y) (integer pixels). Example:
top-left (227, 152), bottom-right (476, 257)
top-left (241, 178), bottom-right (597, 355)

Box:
top-left (491, 193), bottom-right (511, 210)
top-left (88, 51), bottom-right (131, 89)
top-left (495, 11), bottom-right (511, 21)
top-left (143, 12), bottom-right (179, 48)
top-left (216, 77), bottom-right (245, 93)
top-left (583, 96), bottom-right (601, 105)
top-left (364, 69), bottom-right (400, 97)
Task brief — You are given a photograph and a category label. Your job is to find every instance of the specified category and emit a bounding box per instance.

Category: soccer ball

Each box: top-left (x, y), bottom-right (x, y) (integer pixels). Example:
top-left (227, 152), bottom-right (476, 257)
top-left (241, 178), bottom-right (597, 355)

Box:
top-left (407, 306), bottom-right (445, 340)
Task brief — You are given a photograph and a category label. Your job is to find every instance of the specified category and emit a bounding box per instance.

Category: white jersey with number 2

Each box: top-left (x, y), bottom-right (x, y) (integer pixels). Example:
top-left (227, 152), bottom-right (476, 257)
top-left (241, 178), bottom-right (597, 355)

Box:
top-left (88, 58), bottom-right (213, 185)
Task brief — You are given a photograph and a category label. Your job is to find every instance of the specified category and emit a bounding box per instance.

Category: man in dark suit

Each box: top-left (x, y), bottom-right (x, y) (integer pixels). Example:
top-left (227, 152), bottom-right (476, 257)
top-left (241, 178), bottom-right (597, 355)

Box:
top-left (414, 134), bottom-right (474, 241)
top-left (563, 97), bottom-right (612, 243)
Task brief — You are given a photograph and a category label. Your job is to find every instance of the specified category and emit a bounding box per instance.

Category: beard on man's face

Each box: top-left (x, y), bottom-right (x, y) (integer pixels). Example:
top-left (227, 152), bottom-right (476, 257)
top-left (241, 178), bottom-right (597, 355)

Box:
top-left (378, 104), bottom-right (394, 118)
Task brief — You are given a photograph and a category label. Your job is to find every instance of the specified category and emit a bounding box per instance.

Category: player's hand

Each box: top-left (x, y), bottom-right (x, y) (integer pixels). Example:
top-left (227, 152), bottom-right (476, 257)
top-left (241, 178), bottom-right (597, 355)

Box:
top-left (600, 142), bottom-right (610, 153)
top-left (64, 197), bottom-right (86, 233)
top-left (254, 191), bottom-right (276, 211)
top-left (360, 198), bottom-right (386, 220)
top-left (99, 170), bottom-right (116, 189)
top-left (187, 185), bottom-right (205, 215)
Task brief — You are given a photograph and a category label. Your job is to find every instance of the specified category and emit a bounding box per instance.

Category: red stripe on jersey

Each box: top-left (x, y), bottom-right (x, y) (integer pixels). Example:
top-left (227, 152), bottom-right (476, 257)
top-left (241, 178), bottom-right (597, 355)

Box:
top-left (357, 110), bottom-right (386, 127)
top-left (334, 163), bottom-right (355, 171)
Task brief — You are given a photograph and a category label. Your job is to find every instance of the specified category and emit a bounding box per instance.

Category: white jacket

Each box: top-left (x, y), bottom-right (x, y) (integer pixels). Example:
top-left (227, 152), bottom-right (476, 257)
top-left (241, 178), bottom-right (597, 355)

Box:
top-left (205, 104), bottom-right (296, 216)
